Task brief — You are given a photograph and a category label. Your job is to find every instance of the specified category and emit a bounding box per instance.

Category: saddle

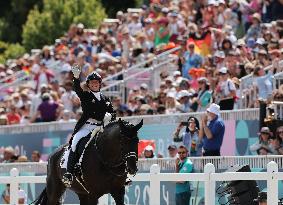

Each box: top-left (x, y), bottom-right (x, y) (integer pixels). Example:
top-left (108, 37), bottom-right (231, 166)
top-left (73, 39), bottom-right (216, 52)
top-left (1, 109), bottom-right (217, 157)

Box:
top-left (60, 131), bottom-right (100, 193)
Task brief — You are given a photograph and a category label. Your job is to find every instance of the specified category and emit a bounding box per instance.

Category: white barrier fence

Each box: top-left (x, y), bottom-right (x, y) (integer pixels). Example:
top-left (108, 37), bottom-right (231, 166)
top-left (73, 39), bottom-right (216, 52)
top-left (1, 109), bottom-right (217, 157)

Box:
top-left (1, 162), bottom-right (283, 205)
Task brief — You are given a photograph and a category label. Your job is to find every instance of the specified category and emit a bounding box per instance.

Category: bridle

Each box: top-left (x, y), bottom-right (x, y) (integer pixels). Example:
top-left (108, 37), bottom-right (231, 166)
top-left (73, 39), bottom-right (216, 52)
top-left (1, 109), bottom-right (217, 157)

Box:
top-left (93, 127), bottom-right (138, 177)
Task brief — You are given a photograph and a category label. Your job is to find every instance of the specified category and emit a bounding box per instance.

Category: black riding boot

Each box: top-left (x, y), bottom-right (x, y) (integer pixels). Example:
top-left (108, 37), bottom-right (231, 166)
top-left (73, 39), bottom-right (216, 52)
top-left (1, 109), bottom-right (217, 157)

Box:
top-left (62, 150), bottom-right (77, 187)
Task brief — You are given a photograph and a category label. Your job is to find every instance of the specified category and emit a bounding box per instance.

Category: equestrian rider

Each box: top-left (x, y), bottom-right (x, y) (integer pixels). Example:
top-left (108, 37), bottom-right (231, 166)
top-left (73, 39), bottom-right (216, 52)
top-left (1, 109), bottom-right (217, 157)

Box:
top-left (62, 65), bottom-right (116, 187)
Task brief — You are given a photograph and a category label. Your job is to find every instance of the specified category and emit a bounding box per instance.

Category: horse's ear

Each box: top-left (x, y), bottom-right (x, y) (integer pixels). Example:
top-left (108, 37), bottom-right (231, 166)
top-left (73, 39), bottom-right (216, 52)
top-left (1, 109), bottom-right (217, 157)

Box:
top-left (118, 118), bottom-right (127, 132)
top-left (134, 119), bottom-right (143, 132)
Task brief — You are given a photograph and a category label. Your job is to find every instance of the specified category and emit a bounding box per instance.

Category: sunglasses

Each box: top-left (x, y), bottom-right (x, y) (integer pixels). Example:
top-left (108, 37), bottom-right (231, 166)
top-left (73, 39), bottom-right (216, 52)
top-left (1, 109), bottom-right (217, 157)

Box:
top-left (278, 131), bottom-right (283, 134)
top-left (178, 151), bottom-right (187, 154)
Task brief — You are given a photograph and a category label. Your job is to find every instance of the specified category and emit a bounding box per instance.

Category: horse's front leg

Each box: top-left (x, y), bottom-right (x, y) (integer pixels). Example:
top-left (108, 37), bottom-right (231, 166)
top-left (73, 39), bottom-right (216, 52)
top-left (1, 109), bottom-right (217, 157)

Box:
top-left (110, 187), bottom-right (125, 205)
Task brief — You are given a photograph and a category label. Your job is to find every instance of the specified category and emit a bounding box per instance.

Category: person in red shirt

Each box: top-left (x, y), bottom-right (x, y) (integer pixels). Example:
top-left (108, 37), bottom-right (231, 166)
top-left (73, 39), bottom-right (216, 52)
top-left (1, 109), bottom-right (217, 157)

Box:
top-left (6, 105), bottom-right (21, 125)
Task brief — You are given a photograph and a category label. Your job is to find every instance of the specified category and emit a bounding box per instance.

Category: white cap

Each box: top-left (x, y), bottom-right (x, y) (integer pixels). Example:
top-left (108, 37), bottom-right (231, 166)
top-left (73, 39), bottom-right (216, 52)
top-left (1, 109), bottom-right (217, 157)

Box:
top-left (218, 0), bottom-right (226, 4)
top-left (140, 83), bottom-right (148, 90)
top-left (214, 50), bottom-right (225, 58)
top-left (208, 0), bottom-right (216, 5)
top-left (166, 92), bottom-right (176, 98)
top-left (207, 103), bottom-right (220, 115)
top-left (256, 38), bottom-right (266, 45)
top-left (177, 90), bottom-right (192, 99)
top-left (173, 71), bottom-right (181, 76)
top-left (144, 145), bottom-right (154, 151)
top-left (77, 23), bottom-right (84, 29)
top-left (219, 67), bottom-right (228, 74)
top-left (161, 7), bottom-right (169, 13)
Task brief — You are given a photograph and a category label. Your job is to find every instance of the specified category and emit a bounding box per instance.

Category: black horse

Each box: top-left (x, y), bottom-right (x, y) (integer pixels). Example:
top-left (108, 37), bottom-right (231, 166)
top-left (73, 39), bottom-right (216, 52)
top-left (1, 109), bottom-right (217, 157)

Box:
top-left (33, 119), bottom-right (143, 205)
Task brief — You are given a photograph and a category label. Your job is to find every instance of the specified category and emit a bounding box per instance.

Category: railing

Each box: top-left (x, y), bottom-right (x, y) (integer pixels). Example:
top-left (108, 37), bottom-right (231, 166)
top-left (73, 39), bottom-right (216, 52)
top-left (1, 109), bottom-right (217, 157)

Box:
top-left (1, 162), bottom-right (282, 205)
top-left (273, 101), bottom-right (283, 120)
top-left (239, 61), bottom-right (283, 109)
top-left (0, 70), bottom-right (31, 91)
top-left (101, 47), bottom-right (180, 102)
top-left (1, 155), bottom-right (282, 174)
top-left (0, 108), bottom-right (259, 134)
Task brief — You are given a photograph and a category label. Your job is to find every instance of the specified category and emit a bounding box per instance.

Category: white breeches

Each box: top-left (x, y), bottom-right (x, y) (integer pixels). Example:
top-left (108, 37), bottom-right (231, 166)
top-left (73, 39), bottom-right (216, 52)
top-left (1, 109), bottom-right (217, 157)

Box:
top-left (70, 112), bottom-right (112, 152)
top-left (71, 123), bottom-right (98, 152)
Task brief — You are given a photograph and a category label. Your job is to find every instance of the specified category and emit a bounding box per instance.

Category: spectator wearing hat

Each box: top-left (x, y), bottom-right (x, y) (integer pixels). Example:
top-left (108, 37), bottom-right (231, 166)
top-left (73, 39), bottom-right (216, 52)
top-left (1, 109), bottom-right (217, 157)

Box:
top-left (174, 116), bottom-right (202, 156)
top-left (121, 27), bottom-right (135, 62)
top-left (154, 17), bottom-right (170, 47)
top-left (246, 13), bottom-right (261, 39)
top-left (165, 92), bottom-right (177, 114)
top-left (214, 50), bottom-right (226, 70)
top-left (61, 80), bottom-right (80, 113)
top-left (168, 145), bottom-right (178, 158)
top-left (216, 67), bottom-right (236, 110)
top-left (30, 93), bottom-right (61, 123)
top-left (142, 145), bottom-right (155, 158)
top-left (128, 13), bottom-right (143, 36)
top-left (197, 77), bottom-right (212, 112)
top-left (1, 147), bottom-right (15, 163)
top-left (29, 84), bottom-right (49, 118)
top-left (199, 103), bottom-right (225, 156)
top-left (168, 11), bottom-right (184, 42)
top-left (34, 62), bottom-right (54, 92)
top-left (250, 127), bottom-right (273, 154)
top-left (143, 18), bottom-right (155, 42)
top-left (41, 46), bottom-right (54, 68)
top-left (253, 191), bottom-right (267, 205)
top-left (176, 90), bottom-right (193, 113)
top-left (175, 145), bottom-right (193, 205)
top-left (182, 42), bottom-right (203, 79)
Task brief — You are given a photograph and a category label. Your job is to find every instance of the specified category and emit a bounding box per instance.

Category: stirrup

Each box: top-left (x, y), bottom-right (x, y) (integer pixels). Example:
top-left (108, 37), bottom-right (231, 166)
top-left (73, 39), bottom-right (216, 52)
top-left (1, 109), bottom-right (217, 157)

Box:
top-left (62, 172), bottom-right (73, 188)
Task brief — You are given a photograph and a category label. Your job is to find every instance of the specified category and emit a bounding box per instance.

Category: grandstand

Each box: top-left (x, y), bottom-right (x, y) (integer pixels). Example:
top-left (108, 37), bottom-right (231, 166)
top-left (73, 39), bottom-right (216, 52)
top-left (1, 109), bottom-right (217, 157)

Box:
top-left (0, 0), bottom-right (283, 204)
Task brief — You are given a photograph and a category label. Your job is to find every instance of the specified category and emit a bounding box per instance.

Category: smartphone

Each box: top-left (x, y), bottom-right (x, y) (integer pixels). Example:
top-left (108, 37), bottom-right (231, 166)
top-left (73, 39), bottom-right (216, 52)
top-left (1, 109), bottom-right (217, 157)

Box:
top-left (181, 122), bottom-right (188, 126)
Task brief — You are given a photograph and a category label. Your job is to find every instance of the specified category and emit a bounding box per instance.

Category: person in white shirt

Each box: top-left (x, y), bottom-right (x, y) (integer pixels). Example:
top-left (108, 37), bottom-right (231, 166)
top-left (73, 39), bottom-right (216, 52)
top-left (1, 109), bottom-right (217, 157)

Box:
top-left (61, 80), bottom-right (79, 112)
top-left (128, 13), bottom-right (142, 36)
top-left (216, 67), bottom-right (236, 110)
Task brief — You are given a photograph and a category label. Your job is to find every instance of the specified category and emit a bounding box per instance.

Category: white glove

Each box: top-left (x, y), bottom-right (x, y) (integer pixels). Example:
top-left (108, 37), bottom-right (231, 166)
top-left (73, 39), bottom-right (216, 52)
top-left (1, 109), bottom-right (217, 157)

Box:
top-left (71, 64), bottom-right (81, 79)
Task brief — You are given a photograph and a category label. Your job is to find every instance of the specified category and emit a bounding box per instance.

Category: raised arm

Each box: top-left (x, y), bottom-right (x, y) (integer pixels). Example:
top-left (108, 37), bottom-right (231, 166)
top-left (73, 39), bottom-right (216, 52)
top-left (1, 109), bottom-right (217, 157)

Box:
top-left (72, 65), bottom-right (84, 99)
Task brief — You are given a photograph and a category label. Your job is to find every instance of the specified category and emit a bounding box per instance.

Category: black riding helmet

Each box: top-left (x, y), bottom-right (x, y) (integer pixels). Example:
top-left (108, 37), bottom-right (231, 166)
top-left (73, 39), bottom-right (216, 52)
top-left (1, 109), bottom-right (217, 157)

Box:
top-left (86, 71), bottom-right (102, 84)
top-left (86, 71), bottom-right (102, 91)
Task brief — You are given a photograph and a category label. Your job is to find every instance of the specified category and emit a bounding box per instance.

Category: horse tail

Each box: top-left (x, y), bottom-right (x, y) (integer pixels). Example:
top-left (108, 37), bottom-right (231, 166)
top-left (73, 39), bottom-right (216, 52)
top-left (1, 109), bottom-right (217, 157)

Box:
top-left (30, 187), bottom-right (48, 205)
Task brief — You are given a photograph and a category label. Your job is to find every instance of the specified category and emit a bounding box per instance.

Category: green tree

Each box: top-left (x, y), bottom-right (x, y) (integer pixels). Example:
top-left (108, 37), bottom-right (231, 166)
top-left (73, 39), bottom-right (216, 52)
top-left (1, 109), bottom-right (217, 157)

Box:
top-left (0, 0), bottom-right (43, 43)
top-left (0, 41), bottom-right (25, 64)
top-left (22, 0), bottom-right (106, 51)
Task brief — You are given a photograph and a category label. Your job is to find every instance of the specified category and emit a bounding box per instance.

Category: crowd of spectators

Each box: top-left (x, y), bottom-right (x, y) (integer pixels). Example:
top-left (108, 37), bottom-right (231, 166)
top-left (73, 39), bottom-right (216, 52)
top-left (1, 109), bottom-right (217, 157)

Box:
top-left (0, 0), bottom-right (282, 125)
top-left (251, 125), bottom-right (283, 155)
top-left (0, 147), bottom-right (43, 163)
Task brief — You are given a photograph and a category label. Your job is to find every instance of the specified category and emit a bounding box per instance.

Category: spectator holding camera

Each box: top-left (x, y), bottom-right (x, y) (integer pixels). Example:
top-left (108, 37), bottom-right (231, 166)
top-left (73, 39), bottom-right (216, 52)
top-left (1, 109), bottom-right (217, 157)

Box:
top-left (199, 103), bottom-right (225, 156)
top-left (173, 116), bottom-right (202, 157)
top-left (175, 145), bottom-right (193, 205)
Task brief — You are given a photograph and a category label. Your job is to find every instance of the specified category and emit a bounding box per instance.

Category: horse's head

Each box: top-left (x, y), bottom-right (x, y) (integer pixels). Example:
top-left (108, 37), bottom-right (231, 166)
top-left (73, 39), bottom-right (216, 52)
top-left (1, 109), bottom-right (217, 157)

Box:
top-left (118, 118), bottom-right (143, 175)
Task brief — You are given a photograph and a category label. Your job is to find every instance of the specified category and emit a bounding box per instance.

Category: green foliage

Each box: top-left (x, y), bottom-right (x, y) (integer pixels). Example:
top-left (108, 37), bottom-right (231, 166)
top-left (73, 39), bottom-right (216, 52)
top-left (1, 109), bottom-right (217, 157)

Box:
top-left (0, 41), bottom-right (26, 64)
top-left (22, 0), bottom-right (106, 51)
top-left (0, 0), bottom-right (43, 43)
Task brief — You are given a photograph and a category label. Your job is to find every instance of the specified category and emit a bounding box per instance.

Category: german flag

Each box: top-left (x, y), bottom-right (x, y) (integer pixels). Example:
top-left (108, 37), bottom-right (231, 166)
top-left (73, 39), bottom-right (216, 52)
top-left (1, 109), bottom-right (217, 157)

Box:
top-left (187, 31), bottom-right (212, 57)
